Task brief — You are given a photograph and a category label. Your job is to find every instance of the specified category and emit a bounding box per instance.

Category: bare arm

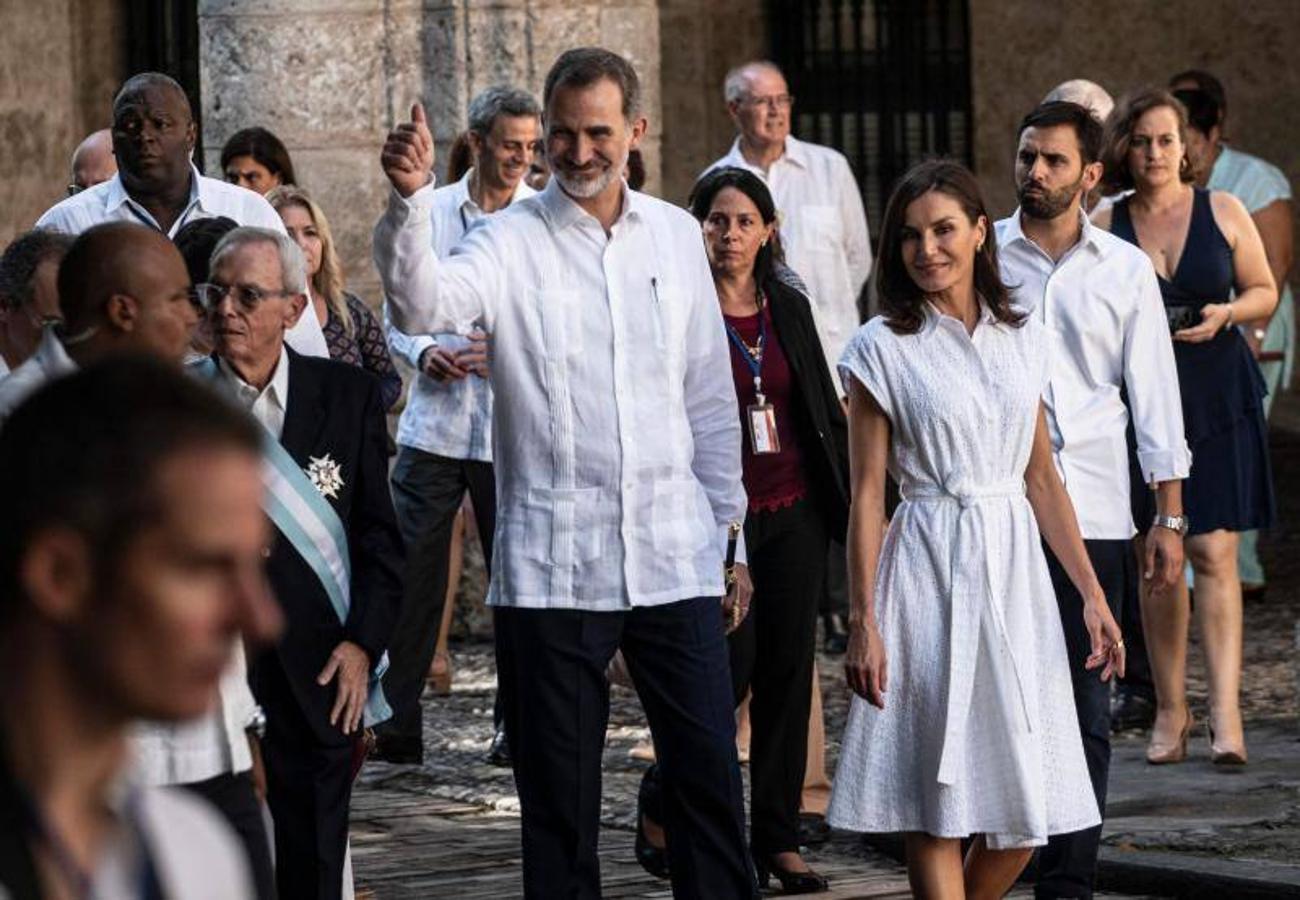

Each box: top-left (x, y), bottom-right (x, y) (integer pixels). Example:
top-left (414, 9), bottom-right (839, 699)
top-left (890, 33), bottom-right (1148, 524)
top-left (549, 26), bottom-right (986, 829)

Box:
top-left (1024, 403), bottom-right (1125, 680)
top-left (842, 377), bottom-right (891, 707)
top-left (1250, 198), bottom-right (1294, 324)
top-left (1180, 193), bottom-right (1279, 342)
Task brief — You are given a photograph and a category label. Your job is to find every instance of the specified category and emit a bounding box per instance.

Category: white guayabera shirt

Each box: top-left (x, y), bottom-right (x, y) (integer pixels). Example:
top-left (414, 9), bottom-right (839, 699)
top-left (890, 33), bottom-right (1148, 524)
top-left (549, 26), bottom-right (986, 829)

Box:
top-left (375, 177), bottom-right (747, 610)
top-left (996, 210), bottom-right (1191, 539)
top-left (386, 168), bottom-right (536, 463)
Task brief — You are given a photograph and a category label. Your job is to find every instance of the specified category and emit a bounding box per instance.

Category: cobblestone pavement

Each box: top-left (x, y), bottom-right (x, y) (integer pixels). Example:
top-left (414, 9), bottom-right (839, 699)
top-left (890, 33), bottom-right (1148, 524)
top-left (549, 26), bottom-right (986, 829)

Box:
top-left (353, 396), bottom-right (1300, 896)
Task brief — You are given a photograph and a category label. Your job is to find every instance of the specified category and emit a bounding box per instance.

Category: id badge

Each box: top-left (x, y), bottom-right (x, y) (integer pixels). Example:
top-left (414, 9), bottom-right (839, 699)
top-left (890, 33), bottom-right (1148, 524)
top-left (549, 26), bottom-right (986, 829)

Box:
top-left (747, 402), bottom-right (780, 454)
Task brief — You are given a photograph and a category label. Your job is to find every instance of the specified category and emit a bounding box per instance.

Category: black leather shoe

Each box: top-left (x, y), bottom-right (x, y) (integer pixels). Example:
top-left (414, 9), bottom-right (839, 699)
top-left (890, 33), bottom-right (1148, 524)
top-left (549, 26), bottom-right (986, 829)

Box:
top-left (370, 733), bottom-right (423, 765)
top-left (822, 613), bottom-right (848, 654)
top-left (755, 854), bottom-right (829, 894)
top-left (635, 771), bottom-right (670, 880)
top-left (1110, 686), bottom-right (1156, 733)
top-left (798, 813), bottom-right (830, 847)
top-left (487, 725), bottom-right (511, 767)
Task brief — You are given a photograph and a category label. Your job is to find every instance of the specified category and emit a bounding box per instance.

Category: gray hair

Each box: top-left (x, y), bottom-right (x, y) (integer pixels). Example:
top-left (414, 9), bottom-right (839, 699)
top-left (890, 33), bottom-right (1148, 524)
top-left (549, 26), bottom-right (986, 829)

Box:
top-left (723, 60), bottom-right (785, 105)
top-left (0, 229), bottom-right (75, 311)
top-left (209, 226), bottom-right (307, 296)
top-left (1043, 79), bottom-right (1114, 124)
top-left (468, 86), bottom-right (541, 137)
top-left (544, 47), bottom-right (641, 120)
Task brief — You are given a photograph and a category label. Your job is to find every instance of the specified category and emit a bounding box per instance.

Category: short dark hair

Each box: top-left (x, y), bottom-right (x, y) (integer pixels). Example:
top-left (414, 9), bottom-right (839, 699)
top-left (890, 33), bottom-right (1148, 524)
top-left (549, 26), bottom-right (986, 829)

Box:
top-left (1169, 69), bottom-right (1226, 121)
top-left (543, 47), bottom-right (641, 121)
top-left (174, 216), bottom-right (239, 285)
top-left (1018, 101), bottom-right (1103, 165)
top-left (875, 159), bottom-right (1022, 336)
top-left (114, 72), bottom-right (193, 120)
top-left (0, 230), bottom-right (75, 312)
top-left (0, 357), bottom-right (262, 618)
top-left (1100, 87), bottom-right (1196, 194)
top-left (689, 166), bottom-right (783, 286)
top-left (220, 127), bottom-right (297, 186)
top-left (1171, 88), bottom-right (1222, 137)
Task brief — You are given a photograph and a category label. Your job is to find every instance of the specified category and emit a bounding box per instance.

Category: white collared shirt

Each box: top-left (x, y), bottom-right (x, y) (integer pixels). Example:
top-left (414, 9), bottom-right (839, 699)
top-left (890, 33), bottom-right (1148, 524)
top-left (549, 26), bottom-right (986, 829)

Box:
top-left (0, 325), bottom-right (76, 426)
top-left (215, 345), bottom-right (291, 439)
top-left (996, 210), bottom-right (1191, 539)
top-left (34, 164), bottom-right (330, 360)
top-left (387, 169), bottom-right (536, 462)
top-left (707, 135), bottom-right (873, 377)
top-left (375, 177), bottom-right (747, 610)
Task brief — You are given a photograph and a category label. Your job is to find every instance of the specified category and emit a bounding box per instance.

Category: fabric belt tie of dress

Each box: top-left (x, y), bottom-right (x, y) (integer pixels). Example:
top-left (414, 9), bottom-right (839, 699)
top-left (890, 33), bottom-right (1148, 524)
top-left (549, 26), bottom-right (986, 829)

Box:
top-left (901, 476), bottom-right (1036, 787)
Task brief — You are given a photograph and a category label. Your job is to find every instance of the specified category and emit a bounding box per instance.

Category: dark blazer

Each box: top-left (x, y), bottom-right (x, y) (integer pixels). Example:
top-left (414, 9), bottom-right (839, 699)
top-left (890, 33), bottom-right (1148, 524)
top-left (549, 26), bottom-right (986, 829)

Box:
top-left (764, 273), bottom-right (852, 540)
top-left (248, 347), bottom-right (405, 748)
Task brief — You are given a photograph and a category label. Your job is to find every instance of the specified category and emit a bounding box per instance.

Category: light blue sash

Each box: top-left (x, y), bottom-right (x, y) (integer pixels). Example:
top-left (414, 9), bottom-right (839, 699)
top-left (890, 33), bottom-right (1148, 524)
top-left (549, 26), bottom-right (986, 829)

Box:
top-left (193, 359), bottom-right (391, 726)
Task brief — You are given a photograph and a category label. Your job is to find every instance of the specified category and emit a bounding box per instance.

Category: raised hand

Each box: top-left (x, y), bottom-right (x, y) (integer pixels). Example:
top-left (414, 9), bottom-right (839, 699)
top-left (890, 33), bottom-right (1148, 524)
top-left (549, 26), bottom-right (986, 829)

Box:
top-left (381, 102), bottom-right (436, 198)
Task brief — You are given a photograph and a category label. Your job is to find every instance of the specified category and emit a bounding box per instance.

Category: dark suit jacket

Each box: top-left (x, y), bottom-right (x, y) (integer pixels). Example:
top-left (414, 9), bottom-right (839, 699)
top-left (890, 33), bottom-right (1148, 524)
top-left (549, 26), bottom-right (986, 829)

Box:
top-left (765, 274), bottom-right (852, 540)
top-left (248, 347), bottom-right (405, 748)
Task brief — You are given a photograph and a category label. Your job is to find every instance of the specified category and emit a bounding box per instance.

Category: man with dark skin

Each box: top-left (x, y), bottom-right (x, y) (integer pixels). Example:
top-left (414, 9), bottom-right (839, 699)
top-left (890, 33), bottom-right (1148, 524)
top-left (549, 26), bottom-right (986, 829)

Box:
top-left (0, 221), bottom-right (197, 423)
top-left (0, 230), bottom-right (74, 375)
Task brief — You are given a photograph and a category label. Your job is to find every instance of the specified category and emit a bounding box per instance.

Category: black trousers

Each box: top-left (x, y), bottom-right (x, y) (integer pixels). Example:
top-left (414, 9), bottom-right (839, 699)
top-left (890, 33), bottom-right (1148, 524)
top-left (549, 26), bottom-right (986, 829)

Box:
top-left (182, 771), bottom-right (275, 900)
top-left (495, 596), bottom-right (758, 900)
top-left (1116, 538), bottom-right (1155, 699)
top-left (260, 660), bottom-right (354, 900)
top-left (728, 498), bottom-right (827, 854)
top-left (383, 446), bottom-right (496, 740)
top-left (1036, 540), bottom-right (1127, 900)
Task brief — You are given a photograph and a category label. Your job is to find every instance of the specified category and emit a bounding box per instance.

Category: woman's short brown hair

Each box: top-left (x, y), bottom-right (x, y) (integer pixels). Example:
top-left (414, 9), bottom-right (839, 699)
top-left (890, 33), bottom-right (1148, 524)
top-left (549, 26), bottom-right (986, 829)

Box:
top-left (875, 158), bottom-right (1022, 335)
top-left (1100, 87), bottom-right (1196, 195)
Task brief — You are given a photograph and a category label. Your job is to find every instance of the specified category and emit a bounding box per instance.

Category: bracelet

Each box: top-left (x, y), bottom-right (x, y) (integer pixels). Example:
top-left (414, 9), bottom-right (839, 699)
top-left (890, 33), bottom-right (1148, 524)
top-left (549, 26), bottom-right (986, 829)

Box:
top-left (1225, 302), bottom-right (1235, 328)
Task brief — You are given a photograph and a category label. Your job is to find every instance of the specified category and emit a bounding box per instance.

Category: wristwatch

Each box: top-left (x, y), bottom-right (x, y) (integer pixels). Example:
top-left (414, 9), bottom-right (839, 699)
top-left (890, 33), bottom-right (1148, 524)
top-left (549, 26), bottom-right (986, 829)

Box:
top-left (1152, 513), bottom-right (1190, 536)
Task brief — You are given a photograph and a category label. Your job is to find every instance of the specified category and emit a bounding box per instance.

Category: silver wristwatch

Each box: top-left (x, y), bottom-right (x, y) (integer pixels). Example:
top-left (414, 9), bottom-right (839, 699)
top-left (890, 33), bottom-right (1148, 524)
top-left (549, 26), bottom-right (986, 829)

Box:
top-left (1152, 513), bottom-right (1189, 536)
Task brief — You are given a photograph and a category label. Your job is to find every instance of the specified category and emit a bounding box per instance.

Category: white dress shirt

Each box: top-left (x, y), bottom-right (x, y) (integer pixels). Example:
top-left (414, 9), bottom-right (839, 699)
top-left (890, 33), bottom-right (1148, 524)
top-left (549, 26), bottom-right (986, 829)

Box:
top-left (34, 164), bottom-right (330, 359)
top-left (707, 135), bottom-right (872, 376)
top-left (215, 345), bottom-right (290, 439)
top-left (0, 326), bottom-right (75, 425)
top-left (996, 210), bottom-right (1191, 539)
top-left (0, 354), bottom-right (9, 380)
top-left (375, 178), bottom-right (747, 610)
top-left (387, 169), bottom-right (535, 462)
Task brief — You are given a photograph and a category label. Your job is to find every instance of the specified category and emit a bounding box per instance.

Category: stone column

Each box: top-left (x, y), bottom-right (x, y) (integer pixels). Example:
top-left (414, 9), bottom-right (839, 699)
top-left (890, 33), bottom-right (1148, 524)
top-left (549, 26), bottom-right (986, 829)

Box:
top-left (199, 0), bottom-right (662, 297)
top-left (198, 0), bottom-right (425, 298)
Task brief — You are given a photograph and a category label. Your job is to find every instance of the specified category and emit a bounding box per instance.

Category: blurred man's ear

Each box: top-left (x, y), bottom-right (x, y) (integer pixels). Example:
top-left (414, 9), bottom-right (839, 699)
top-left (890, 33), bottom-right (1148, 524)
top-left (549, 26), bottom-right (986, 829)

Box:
top-left (20, 527), bottom-right (95, 624)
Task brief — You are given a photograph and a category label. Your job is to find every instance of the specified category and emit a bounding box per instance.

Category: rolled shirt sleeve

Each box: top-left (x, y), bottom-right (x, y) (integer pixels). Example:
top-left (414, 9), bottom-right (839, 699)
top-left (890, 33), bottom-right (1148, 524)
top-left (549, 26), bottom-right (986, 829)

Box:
top-left (1125, 262), bottom-right (1193, 484)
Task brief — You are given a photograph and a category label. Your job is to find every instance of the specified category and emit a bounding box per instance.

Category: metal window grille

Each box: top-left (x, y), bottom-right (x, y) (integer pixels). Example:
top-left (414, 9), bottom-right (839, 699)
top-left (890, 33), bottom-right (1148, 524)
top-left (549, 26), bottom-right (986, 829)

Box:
top-left (768, 0), bottom-right (973, 232)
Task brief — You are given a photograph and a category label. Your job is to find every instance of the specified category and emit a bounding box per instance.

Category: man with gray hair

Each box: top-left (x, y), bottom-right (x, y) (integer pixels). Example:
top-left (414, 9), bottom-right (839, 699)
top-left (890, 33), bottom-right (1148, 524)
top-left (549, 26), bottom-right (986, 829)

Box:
top-left (201, 225), bottom-right (404, 900)
top-left (378, 84), bottom-right (540, 767)
top-left (0, 229), bottom-right (74, 378)
top-left (377, 47), bottom-right (756, 898)
top-left (706, 60), bottom-right (871, 377)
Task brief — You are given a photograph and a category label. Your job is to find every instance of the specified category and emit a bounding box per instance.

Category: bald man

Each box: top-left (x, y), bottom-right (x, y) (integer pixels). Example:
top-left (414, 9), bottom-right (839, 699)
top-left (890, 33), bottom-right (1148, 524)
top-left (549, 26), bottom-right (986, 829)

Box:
top-left (0, 221), bottom-right (197, 424)
top-left (35, 72), bottom-right (329, 357)
top-left (69, 128), bottom-right (117, 194)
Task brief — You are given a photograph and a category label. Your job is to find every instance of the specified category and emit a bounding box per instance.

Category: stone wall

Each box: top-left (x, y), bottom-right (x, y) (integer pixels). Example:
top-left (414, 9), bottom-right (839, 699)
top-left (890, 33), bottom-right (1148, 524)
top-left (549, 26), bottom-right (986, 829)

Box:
top-left (969, 0), bottom-right (1300, 234)
top-left (657, 0), bottom-right (766, 205)
top-left (0, 0), bottom-right (124, 246)
top-left (199, 0), bottom-right (661, 299)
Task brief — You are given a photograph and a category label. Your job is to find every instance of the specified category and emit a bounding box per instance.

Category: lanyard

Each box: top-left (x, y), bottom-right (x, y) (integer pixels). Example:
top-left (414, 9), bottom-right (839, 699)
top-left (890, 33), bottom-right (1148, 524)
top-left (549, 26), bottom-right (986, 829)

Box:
top-left (724, 294), bottom-right (768, 401)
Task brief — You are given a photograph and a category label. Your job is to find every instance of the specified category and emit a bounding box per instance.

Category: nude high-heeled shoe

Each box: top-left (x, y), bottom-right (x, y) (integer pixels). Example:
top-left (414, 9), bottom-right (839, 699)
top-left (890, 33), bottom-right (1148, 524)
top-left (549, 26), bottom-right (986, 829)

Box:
top-left (1208, 718), bottom-right (1248, 766)
top-left (1146, 706), bottom-right (1194, 765)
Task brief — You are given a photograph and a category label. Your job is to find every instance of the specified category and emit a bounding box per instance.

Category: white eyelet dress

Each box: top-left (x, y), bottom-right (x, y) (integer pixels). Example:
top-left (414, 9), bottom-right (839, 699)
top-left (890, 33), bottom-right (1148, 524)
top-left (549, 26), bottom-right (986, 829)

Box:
top-left (826, 309), bottom-right (1100, 850)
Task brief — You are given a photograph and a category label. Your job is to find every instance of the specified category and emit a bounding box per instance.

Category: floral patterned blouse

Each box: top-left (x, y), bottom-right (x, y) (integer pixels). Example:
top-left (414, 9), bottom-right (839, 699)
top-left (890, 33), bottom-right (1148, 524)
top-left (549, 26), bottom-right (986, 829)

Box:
top-left (322, 292), bottom-right (403, 411)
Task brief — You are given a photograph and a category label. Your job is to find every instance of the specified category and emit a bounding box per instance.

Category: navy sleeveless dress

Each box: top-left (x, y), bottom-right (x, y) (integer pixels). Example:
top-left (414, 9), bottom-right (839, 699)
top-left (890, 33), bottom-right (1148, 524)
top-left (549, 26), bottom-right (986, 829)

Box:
top-left (1114, 188), bottom-right (1275, 536)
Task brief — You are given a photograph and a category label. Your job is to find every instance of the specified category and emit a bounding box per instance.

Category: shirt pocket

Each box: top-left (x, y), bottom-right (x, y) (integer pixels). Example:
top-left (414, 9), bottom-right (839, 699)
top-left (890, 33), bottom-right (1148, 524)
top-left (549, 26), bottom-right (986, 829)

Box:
top-left (522, 486), bottom-right (605, 569)
top-left (535, 288), bottom-right (586, 360)
top-left (801, 204), bottom-right (842, 245)
top-left (651, 478), bottom-right (713, 558)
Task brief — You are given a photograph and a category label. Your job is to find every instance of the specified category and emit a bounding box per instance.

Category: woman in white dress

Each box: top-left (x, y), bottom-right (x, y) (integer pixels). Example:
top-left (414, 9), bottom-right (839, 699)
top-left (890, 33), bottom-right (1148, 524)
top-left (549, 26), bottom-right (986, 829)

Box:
top-left (826, 159), bottom-right (1126, 899)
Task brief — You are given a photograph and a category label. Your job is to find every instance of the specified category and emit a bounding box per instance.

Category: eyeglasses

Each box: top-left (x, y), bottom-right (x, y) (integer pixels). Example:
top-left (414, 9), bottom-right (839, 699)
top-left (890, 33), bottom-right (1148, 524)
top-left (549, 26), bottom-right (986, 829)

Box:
top-left (194, 282), bottom-right (293, 312)
top-left (742, 94), bottom-right (794, 111)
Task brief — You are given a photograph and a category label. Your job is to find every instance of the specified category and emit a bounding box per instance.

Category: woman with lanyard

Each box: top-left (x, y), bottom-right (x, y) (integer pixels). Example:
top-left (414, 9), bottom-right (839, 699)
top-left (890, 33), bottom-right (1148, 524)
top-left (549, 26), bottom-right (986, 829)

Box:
top-left (690, 166), bottom-right (849, 893)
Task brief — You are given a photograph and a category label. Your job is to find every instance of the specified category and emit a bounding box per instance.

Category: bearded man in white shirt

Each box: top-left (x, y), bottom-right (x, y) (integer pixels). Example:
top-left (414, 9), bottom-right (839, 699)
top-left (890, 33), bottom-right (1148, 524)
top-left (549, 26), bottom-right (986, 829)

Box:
top-left (995, 100), bottom-right (1191, 900)
top-left (36, 72), bottom-right (328, 359)
top-left (376, 47), bottom-right (757, 899)
top-left (377, 85), bottom-right (541, 768)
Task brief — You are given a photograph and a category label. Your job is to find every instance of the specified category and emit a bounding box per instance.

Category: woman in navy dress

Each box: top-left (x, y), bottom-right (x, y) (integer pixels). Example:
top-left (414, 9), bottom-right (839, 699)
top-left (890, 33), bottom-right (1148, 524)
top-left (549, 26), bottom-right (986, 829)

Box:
top-left (1094, 87), bottom-right (1277, 766)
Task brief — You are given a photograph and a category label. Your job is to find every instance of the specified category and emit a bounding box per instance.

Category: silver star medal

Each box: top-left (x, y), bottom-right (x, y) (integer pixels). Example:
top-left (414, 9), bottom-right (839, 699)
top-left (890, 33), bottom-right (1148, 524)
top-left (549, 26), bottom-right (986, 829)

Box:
top-left (306, 453), bottom-right (344, 499)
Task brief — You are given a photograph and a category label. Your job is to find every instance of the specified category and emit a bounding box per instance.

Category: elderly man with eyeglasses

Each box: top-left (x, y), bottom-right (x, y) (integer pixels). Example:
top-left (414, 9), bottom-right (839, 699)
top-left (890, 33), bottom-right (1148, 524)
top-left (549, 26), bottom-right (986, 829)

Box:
top-left (199, 225), bottom-right (403, 900)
